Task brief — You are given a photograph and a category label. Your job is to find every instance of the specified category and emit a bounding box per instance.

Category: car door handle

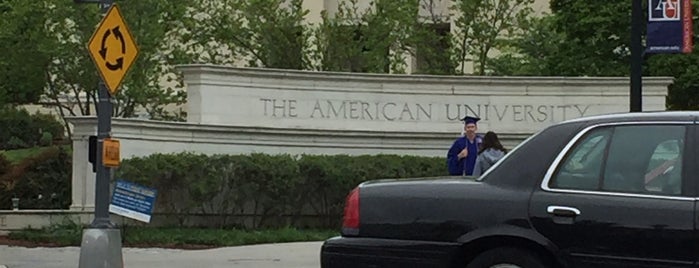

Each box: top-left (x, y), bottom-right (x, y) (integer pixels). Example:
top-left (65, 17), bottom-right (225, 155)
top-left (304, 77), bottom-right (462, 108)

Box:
top-left (547, 205), bottom-right (581, 217)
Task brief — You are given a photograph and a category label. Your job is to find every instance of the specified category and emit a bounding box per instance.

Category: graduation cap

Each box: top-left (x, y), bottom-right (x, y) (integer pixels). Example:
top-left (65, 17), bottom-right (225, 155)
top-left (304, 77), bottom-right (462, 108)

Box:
top-left (461, 116), bottom-right (481, 125)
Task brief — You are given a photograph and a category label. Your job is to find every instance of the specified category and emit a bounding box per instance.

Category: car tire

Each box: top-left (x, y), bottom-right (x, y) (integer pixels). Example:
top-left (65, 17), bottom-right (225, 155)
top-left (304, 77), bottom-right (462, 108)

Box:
top-left (466, 247), bottom-right (547, 268)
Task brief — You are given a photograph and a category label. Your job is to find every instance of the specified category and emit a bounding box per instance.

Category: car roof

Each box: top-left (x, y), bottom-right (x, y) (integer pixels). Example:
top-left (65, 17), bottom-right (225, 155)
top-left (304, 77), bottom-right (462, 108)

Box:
top-left (561, 111), bottom-right (699, 125)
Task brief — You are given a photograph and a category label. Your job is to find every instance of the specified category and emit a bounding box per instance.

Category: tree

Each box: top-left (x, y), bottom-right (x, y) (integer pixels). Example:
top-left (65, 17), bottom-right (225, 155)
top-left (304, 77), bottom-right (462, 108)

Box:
top-left (312, 0), bottom-right (453, 74)
top-left (185, 0), bottom-right (443, 74)
top-left (0, 0), bottom-right (51, 106)
top-left (406, 0), bottom-right (457, 75)
top-left (315, 0), bottom-right (412, 73)
top-left (0, 0), bottom-right (195, 130)
top-left (184, 0), bottom-right (311, 69)
top-left (492, 0), bottom-right (699, 111)
top-left (549, 0), bottom-right (633, 76)
top-left (492, 0), bottom-right (638, 77)
top-left (243, 0), bottom-right (311, 69)
top-left (451, 0), bottom-right (534, 75)
top-left (312, 0), bottom-right (370, 72)
top-left (488, 15), bottom-right (565, 76)
top-left (181, 0), bottom-right (519, 76)
top-left (110, 0), bottom-right (193, 120)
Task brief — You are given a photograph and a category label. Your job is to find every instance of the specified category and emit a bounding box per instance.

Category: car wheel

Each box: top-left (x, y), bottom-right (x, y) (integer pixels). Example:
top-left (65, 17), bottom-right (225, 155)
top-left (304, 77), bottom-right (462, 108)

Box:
top-left (466, 247), bottom-right (547, 268)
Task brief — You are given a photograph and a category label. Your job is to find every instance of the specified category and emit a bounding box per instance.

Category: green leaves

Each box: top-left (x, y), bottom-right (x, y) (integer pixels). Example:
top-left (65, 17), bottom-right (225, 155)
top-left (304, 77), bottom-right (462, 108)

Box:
top-left (1, 0), bottom-right (546, 117)
top-left (0, 0), bottom-right (53, 106)
top-left (0, 146), bottom-right (72, 210)
top-left (452, 0), bottom-right (535, 75)
top-left (116, 152), bottom-right (446, 228)
top-left (489, 15), bottom-right (565, 76)
top-left (185, 0), bottom-right (311, 69)
top-left (243, 0), bottom-right (311, 69)
top-left (23, 0), bottom-right (697, 121)
top-left (649, 53), bottom-right (699, 110)
top-left (313, 0), bottom-right (454, 74)
top-left (0, 0), bottom-right (193, 120)
top-left (493, 1), bottom-right (699, 110)
top-left (109, 0), bottom-right (194, 120)
top-left (493, 1), bottom-right (632, 76)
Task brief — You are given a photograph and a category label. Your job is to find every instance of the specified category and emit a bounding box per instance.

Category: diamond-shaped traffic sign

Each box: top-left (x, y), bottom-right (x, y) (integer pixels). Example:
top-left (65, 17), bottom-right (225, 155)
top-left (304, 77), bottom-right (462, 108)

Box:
top-left (87, 3), bottom-right (138, 96)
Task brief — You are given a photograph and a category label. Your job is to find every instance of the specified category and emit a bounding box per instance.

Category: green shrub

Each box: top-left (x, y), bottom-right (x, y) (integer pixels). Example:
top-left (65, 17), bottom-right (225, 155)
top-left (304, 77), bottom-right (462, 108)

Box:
top-left (116, 153), bottom-right (447, 229)
top-left (39, 132), bottom-right (53, 146)
top-left (0, 108), bottom-right (31, 147)
top-left (32, 113), bottom-right (65, 141)
top-left (0, 107), bottom-right (65, 150)
top-left (0, 146), bottom-right (72, 209)
top-left (6, 136), bottom-right (28, 150)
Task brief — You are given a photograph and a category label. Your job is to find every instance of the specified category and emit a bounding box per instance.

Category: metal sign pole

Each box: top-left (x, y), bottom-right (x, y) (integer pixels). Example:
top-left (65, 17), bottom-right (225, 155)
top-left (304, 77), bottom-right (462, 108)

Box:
top-left (93, 0), bottom-right (115, 226)
top-left (93, 78), bottom-right (114, 228)
top-left (77, 0), bottom-right (123, 267)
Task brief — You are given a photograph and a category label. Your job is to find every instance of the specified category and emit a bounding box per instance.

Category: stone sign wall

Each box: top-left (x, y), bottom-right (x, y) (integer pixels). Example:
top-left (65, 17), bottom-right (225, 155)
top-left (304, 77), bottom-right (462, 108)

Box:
top-left (180, 65), bottom-right (669, 134)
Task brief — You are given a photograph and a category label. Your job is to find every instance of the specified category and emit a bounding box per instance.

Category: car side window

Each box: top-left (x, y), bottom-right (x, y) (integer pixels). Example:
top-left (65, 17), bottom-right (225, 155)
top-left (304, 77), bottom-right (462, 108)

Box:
top-left (643, 140), bottom-right (682, 195)
top-left (601, 125), bottom-right (684, 195)
top-left (549, 127), bottom-right (612, 190)
top-left (550, 124), bottom-right (686, 196)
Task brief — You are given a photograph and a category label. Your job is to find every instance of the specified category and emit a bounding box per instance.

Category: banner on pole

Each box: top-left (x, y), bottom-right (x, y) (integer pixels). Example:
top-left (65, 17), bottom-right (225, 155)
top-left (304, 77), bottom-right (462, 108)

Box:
top-left (646, 0), bottom-right (694, 54)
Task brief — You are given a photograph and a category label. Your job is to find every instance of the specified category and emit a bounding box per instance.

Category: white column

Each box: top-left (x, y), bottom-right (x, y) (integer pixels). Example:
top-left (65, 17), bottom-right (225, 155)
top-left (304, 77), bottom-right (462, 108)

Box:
top-left (69, 126), bottom-right (96, 211)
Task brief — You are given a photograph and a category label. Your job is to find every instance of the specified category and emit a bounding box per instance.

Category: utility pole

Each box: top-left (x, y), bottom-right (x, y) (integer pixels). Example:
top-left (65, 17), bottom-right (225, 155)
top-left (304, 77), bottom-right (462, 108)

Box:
top-left (630, 0), bottom-right (643, 112)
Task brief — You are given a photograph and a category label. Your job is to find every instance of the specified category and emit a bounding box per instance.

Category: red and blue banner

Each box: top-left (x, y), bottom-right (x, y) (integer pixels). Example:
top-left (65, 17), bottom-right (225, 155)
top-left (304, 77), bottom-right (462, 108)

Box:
top-left (646, 0), bottom-right (694, 54)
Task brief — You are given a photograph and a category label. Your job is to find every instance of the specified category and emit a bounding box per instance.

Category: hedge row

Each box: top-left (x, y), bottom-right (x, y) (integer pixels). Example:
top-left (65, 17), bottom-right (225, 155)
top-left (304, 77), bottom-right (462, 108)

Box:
top-left (0, 149), bottom-right (448, 229)
top-left (116, 153), bottom-right (447, 229)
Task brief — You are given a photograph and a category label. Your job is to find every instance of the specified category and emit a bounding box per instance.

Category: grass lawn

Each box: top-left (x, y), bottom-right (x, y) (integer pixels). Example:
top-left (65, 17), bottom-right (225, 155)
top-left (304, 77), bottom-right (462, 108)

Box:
top-left (4, 223), bottom-right (339, 248)
top-left (0, 145), bottom-right (71, 163)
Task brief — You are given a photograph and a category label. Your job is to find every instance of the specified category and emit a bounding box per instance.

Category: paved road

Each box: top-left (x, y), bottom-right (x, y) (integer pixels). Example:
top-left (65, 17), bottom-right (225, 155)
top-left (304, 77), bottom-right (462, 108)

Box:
top-left (0, 242), bottom-right (323, 268)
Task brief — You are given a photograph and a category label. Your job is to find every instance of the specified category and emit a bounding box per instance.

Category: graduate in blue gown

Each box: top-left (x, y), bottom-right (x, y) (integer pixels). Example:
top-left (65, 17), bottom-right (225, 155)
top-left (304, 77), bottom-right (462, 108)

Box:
top-left (447, 116), bottom-right (483, 176)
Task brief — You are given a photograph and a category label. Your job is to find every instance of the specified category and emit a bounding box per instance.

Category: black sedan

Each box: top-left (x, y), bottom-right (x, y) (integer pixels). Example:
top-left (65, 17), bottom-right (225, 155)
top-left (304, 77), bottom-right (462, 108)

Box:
top-left (321, 111), bottom-right (696, 268)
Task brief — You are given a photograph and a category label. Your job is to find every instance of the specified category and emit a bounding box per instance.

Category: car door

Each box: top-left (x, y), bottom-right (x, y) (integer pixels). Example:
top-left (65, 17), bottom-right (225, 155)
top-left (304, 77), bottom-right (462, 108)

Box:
top-left (528, 122), bottom-right (696, 268)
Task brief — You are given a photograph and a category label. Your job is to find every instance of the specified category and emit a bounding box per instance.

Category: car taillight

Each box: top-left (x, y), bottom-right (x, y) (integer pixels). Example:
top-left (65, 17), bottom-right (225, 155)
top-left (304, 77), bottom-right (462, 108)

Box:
top-left (342, 187), bottom-right (360, 235)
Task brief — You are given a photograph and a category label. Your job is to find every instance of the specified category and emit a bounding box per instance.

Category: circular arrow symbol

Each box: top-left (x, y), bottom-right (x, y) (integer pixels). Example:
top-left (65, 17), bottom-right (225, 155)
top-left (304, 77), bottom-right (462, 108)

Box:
top-left (98, 26), bottom-right (126, 71)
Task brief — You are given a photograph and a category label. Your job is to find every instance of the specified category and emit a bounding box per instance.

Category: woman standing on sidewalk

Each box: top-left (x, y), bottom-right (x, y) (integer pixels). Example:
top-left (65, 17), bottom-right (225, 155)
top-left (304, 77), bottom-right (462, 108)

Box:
top-left (472, 131), bottom-right (507, 176)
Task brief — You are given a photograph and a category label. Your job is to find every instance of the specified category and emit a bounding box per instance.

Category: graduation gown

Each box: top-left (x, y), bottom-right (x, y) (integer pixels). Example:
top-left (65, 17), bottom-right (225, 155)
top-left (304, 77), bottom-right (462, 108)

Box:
top-left (447, 135), bottom-right (482, 176)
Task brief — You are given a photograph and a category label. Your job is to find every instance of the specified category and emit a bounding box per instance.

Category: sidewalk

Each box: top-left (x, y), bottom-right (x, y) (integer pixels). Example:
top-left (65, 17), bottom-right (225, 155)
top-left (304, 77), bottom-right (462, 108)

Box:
top-left (0, 241), bottom-right (323, 268)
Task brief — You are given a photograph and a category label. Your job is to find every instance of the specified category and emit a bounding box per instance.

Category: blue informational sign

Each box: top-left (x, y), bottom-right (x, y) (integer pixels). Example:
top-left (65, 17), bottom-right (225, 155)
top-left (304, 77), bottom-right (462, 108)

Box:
top-left (108, 179), bottom-right (157, 223)
top-left (646, 0), bottom-right (694, 54)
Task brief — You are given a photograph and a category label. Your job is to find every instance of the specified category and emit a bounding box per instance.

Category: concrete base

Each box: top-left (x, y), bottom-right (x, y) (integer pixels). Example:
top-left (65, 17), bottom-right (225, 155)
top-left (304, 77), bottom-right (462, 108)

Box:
top-left (78, 228), bottom-right (123, 268)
